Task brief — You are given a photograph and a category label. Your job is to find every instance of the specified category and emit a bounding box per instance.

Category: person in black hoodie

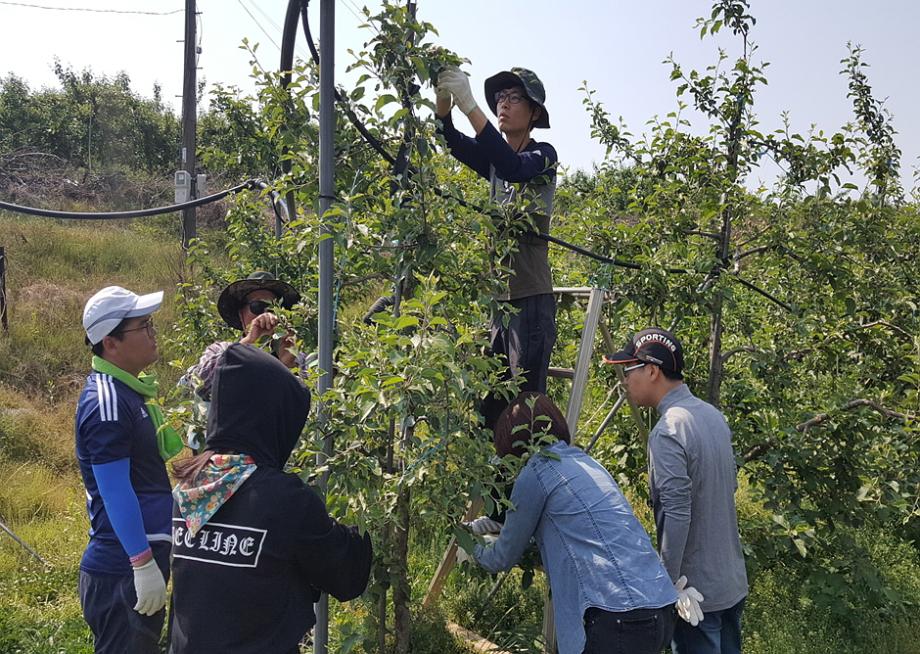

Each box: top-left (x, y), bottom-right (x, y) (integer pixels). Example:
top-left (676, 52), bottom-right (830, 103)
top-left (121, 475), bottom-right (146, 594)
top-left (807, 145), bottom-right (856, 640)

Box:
top-left (169, 343), bottom-right (372, 654)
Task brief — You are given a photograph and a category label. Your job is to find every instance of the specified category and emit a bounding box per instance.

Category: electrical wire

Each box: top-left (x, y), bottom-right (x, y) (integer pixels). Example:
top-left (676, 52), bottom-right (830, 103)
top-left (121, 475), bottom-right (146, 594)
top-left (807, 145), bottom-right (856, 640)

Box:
top-left (236, 0), bottom-right (281, 51)
top-left (0, 1), bottom-right (181, 15)
top-left (246, 0), bottom-right (310, 61)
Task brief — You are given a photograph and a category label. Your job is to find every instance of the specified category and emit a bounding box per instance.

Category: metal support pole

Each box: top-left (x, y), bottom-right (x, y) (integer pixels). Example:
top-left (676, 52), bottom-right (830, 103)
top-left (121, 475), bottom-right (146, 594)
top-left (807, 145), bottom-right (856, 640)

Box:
top-left (180, 0), bottom-right (198, 247)
top-left (599, 322), bottom-right (649, 444)
top-left (314, 0), bottom-right (335, 652)
top-left (583, 391), bottom-right (627, 454)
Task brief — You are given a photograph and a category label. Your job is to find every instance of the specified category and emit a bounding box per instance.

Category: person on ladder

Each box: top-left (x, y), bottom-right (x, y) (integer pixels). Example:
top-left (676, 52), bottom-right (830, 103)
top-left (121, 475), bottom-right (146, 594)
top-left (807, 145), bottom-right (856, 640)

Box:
top-left (434, 64), bottom-right (558, 431)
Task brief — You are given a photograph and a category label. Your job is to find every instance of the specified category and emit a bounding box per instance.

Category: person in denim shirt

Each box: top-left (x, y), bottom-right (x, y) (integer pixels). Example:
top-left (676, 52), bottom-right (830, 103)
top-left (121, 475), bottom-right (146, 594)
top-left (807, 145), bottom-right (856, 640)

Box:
top-left (466, 393), bottom-right (679, 654)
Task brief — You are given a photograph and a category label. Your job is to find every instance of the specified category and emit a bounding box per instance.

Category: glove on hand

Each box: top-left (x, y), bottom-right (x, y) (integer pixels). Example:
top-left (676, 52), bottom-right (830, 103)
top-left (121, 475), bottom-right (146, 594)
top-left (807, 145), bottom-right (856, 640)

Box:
top-left (437, 66), bottom-right (477, 115)
top-left (674, 575), bottom-right (705, 626)
top-left (455, 544), bottom-right (472, 565)
top-left (133, 558), bottom-right (167, 616)
top-left (455, 533), bottom-right (497, 566)
top-left (435, 75), bottom-right (452, 102)
top-left (466, 516), bottom-right (503, 535)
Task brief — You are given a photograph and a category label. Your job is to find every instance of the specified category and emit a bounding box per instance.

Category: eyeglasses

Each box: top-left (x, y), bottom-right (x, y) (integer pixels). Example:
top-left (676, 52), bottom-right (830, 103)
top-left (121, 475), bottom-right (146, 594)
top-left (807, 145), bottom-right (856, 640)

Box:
top-left (494, 90), bottom-right (527, 106)
top-left (247, 300), bottom-right (273, 316)
top-left (116, 317), bottom-right (156, 337)
top-left (622, 362), bottom-right (647, 377)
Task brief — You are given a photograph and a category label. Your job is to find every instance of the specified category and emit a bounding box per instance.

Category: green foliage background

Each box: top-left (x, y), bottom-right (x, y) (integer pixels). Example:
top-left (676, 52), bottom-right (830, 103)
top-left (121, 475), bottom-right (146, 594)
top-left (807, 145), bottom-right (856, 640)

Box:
top-left (1, 1), bottom-right (919, 652)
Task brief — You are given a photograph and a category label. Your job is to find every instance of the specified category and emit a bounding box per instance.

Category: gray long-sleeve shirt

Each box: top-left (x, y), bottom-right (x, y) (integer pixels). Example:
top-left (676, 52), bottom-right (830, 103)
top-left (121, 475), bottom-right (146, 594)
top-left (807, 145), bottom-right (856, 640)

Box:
top-left (648, 384), bottom-right (748, 612)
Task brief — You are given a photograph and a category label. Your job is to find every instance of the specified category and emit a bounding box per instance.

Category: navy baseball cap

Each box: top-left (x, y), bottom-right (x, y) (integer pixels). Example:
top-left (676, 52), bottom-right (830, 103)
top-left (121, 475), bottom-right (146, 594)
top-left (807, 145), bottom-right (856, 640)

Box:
top-left (603, 328), bottom-right (684, 376)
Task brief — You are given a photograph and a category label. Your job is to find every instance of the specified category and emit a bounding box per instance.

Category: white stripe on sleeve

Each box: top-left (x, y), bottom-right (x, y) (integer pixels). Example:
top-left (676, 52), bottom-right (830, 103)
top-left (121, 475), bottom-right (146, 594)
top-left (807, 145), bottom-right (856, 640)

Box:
top-left (105, 375), bottom-right (119, 421)
top-left (94, 374), bottom-right (108, 421)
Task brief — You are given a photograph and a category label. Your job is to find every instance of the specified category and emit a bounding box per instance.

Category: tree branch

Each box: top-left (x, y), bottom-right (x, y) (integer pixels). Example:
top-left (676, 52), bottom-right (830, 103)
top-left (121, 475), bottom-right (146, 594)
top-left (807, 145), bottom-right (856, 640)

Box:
top-left (849, 320), bottom-right (914, 340)
top-left (741, 442), bottom-right (770, 463)
top-left (742, 398), bottom-right (914, 464)
top-left (796, 399), bottom-right (915, 432)
top-left (682, 229), bottom-right (721, 241)
top-left (736, 244), bottom-right (772, 260)
top-left (721, 345), bottom-right (766, 363)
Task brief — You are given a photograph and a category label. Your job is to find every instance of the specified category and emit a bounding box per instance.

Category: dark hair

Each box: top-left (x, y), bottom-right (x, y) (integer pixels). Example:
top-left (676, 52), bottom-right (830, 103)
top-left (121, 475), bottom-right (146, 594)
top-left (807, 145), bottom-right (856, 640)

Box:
top-left (172, 450), bottom-right (216, 484)
top-left (87, 318), bottom-right (128, 356)
top-left (661, 367), bottom-right (683, 381)
top-left (493, 392), bottom-right (570, 458)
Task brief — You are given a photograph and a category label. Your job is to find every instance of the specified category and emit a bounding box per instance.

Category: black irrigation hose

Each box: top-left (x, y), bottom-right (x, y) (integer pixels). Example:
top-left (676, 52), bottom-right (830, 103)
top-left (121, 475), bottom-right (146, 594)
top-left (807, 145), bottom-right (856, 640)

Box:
top-left (0, 180), bottom-right (259, 220)
top-left (299, 0), bottom-right (396, 166)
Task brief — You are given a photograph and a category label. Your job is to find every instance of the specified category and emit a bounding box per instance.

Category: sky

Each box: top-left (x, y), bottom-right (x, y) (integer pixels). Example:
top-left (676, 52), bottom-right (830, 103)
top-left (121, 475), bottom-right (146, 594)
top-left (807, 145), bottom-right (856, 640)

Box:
top-left (1, 0), bottom-right (917, 191)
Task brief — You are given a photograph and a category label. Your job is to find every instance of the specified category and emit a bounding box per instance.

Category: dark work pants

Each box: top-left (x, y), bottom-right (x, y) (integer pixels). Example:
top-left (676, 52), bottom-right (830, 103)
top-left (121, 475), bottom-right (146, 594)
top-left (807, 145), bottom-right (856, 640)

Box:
top-left (79, 547), bottom-right (170, 654)
top-left (480, 292), bottom-right (558, 430)
top-left (583, 605), bottom-right (676, 654)
top-left (480, 293), bottom-right (557, 520)
top-left (671, 597), bottom-right (745, 654)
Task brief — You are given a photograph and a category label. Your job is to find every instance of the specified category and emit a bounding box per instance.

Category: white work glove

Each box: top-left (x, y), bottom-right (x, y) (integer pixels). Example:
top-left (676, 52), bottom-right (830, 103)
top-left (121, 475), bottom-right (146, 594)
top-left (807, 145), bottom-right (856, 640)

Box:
top-left (456, 545), bottom-right (472, 565)
top-left (437, 67), bottom-right (477, 115)
top-left (132, 558), bottom-right (167, 616)
top-left (466, 516), bottom-right (503, 535)
top-left (674, 575), bottom-right (705, 626)
top-left (456, 534), bottom-right (497, 566)
top-left (435, 74), bottom-right (452, 102)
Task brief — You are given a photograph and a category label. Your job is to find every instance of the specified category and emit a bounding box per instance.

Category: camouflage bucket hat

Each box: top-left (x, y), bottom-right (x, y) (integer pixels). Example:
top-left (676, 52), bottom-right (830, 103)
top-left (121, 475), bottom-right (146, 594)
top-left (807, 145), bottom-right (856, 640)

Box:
top-left (484, 67), bottom-right (550, 129)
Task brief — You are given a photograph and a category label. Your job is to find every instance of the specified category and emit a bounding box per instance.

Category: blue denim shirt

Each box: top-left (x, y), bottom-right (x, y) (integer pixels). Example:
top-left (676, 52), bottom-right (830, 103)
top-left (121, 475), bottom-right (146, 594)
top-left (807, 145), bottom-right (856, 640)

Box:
top-left (474, 442), bottom-right (677, 654)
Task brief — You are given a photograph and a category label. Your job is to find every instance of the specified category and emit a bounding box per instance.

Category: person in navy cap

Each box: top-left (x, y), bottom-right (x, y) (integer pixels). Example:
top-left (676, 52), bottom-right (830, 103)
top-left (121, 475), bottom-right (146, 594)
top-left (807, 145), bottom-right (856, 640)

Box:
top-left (605, 328), bottom-right (749, 654)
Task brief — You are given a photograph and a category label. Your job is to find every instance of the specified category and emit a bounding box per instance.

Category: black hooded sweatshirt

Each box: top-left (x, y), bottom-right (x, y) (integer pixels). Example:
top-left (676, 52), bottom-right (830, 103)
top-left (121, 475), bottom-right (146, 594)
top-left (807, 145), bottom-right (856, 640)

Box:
top-left (170, 344), bottom-right (372, 654)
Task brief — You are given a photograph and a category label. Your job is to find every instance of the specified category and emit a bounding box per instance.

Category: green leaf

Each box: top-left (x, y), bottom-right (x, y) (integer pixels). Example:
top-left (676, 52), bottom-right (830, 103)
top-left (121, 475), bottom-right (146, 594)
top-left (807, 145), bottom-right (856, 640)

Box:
top-left (395, 315), bottom-right (420, 330)
top-left (374, 93), bottom-right (398, 112)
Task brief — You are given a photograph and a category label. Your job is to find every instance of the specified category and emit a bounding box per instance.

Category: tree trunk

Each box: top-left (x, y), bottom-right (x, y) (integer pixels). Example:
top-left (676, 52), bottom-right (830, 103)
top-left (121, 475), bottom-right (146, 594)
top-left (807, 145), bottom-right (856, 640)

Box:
top-left (706, 293), bottom-right (725, 406)
top-left (376, 527), bottom-right (390, 654)
top-left (391, 486), bottom-right (411, 654)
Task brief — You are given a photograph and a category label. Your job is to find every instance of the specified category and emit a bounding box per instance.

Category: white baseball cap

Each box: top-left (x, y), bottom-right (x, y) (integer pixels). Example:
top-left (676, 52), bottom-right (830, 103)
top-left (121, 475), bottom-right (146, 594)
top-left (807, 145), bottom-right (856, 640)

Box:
top-left (82, 286), bottom-right (164, 345)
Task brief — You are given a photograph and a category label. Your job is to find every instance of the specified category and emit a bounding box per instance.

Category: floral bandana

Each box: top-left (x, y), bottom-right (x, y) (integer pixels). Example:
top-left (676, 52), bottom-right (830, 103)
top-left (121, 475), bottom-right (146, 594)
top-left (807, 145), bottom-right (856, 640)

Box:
top-left (173, 454), bottom-right (257, 537)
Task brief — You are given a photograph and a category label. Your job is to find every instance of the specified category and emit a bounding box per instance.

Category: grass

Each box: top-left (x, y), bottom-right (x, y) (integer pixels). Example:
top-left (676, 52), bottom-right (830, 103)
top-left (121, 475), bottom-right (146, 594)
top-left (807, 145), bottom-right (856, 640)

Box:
top-left (0, 214), bottom-right (188, 394)
top-left (0, 213), bottom-right (188, 654)
top-left (2, 212), bottom-right (920, 653)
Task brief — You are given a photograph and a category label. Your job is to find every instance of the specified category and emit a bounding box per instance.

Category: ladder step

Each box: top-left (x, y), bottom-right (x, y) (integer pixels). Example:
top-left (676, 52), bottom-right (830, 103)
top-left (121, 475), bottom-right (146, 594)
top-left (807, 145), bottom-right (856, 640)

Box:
top-left (548, 367), bottom-right (575, 379)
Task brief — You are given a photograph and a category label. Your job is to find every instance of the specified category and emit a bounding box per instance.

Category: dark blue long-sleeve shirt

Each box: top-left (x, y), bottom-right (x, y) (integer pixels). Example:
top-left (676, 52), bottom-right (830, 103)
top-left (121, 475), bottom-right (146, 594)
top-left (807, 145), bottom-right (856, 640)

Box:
top-left (437, 112), bottom-right (557, 300)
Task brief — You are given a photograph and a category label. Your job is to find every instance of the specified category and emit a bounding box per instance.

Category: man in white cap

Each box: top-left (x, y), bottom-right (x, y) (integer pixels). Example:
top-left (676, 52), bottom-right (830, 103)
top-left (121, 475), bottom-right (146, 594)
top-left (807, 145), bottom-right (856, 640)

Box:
top-left (76, 285), bottom-right (178, 653)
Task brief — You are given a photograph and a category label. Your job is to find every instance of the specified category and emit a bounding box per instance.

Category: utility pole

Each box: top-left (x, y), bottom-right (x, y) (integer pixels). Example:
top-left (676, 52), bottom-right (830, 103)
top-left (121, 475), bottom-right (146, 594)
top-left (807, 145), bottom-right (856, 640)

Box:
top-left (180, 0), bottom-right (198, 247)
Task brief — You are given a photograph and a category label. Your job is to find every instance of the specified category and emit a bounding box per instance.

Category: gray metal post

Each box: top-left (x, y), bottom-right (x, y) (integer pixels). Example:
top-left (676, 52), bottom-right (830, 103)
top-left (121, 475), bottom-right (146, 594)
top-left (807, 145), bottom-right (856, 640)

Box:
top-left (314, 0), bottom-right (335, 652)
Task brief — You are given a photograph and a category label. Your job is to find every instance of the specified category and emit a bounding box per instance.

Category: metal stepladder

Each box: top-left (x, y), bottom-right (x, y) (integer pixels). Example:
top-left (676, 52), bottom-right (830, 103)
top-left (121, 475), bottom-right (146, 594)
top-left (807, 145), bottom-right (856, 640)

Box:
top-left (422, 286), bottom-right (649, 654)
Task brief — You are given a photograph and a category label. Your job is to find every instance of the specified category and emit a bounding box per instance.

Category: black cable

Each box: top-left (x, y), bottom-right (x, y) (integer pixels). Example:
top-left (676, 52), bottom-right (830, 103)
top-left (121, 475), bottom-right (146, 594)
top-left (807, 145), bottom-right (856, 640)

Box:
top-left (299, 0), bottom-right (396, 165)
top-left (0, 180), bottom-right (258, 220)
top-left (731, 276), bottom-right (794, 312)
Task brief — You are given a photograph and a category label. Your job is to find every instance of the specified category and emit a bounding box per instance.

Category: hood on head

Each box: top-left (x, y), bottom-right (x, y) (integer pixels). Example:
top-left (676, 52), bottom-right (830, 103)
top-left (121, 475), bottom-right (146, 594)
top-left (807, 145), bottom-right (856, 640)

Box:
top-left (206, 343), bottom-right (310, 468)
